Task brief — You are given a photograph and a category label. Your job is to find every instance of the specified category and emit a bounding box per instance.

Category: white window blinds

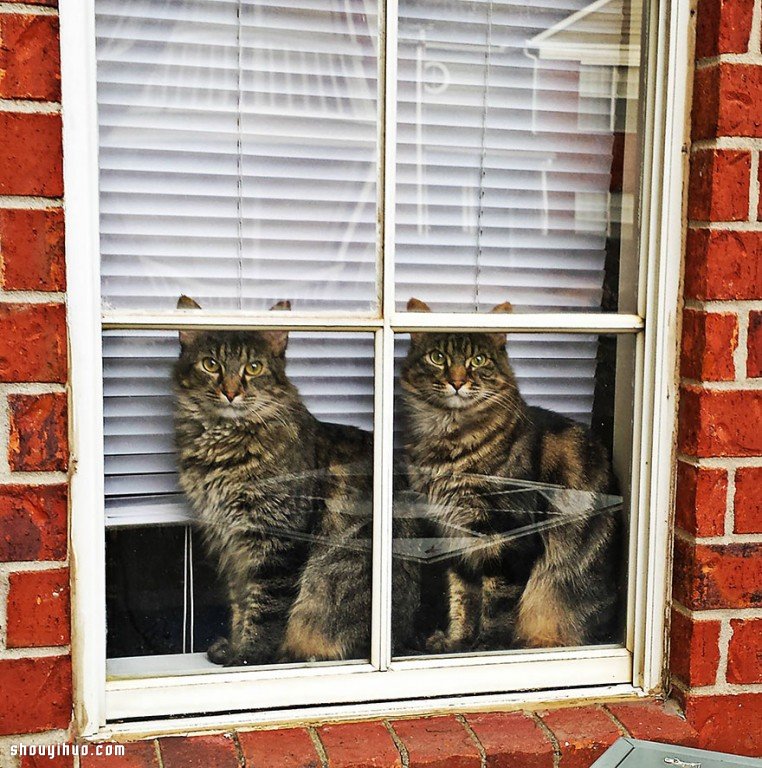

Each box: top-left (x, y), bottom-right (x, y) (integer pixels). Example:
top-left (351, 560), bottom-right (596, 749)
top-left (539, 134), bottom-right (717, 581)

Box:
top-left (96, 0), bottom-right (641, 525)
top-left (394, 0), bottom-right (638, 312)
top-left (97, 0), bottom-right (379, 312)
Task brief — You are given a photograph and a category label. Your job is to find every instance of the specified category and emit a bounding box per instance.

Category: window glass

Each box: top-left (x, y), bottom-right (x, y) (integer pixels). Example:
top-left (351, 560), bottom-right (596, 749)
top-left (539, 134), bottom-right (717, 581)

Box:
top-left (392, 332), bottom-right (634, 656)
top-left (96, 0), bottom-right (379, 312)
top-left (394, 0), bottom-right (643, 313)
top-left (96, 0), bottom-right (647, 688)
top-left (104, 330), bottom-right (376, 668)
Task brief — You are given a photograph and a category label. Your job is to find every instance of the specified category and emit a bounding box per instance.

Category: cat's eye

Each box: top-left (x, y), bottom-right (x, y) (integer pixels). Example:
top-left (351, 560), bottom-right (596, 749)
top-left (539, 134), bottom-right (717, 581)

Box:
top-left (427, 350), bottom-right (447, 367)
top-left (244, 361), bottom-right (264, 377)
top-left (201, 357), bottom-right (221, 373)
top-left (471, 354), bottom-right (488, 368)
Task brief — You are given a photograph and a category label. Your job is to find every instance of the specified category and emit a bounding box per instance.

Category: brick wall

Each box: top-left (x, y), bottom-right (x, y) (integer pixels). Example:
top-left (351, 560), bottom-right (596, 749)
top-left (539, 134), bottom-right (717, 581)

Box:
top-left (0, 1), bottom-right (72, 764)
top-left (0, 0), bottom-right (761, 764)
top-left (669, 0), bottom-right (762, 755)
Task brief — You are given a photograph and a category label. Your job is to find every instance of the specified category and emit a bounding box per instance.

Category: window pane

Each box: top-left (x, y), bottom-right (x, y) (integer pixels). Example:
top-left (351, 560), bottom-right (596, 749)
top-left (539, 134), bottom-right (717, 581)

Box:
top-left (96, 0), bottom-right (379, 313)
top-left (392, 332), bottom-right (634, 656)
top-left (104, 329), bottom-right (377, 669)
top-left (394, 0), bottom-right (643, 313)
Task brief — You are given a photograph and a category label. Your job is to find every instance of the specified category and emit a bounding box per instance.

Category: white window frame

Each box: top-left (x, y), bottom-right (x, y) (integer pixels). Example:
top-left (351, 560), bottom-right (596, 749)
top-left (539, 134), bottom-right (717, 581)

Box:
top-left (61, 0), bottom-right (690, 737)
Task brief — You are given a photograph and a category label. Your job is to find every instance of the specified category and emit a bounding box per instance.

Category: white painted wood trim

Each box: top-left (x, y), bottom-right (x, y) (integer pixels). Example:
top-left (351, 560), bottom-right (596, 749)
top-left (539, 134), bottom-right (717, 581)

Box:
top-left (58, 0), bottom-right (688, 734)
top-left (59, 0), bottom-right (107, 736)
top-left (105, 648), bottom-right (632, 721)
top-left (632, 0), bottom-right (692, 694)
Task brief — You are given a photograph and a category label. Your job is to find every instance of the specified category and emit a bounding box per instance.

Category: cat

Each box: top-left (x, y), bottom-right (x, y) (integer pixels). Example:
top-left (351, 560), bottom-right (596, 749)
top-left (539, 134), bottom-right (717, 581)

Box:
top-left (400, 297), bottom-right (621, 652)
top-left (173, 296), bottom-right (419, 665)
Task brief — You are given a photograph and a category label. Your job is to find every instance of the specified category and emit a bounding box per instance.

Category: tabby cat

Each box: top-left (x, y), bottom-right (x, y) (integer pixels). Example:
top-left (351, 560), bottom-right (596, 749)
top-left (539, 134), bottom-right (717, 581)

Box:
top-left (173, 296), bottom-right (419, 665)
top-left (400, 298), bottom-right (620, 651)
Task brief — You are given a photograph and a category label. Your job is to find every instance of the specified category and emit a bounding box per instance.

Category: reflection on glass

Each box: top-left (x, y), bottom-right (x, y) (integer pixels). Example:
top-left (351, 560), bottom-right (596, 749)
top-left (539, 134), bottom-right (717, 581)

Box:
top-left (393, 329), bottom-right (632, 656)
top-left (104, 329), bottom-right (379, 666)
top-left (96, 0), bottom-right (378, 312)
top-left (394, 0), bottom-right (643, 312)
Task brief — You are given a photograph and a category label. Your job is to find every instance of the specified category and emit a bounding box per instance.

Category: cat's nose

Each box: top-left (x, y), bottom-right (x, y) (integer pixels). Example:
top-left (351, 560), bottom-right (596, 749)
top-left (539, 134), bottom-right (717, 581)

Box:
top-left (222, 388), bottom-right (239, 402)
top-left (449, 377), bottom-right (467, 391)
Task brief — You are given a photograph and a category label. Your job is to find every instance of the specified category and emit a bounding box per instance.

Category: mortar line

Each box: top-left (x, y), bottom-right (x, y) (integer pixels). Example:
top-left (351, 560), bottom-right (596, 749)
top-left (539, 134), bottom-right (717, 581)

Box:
top-left (231, 731), bottom-right (246, 768)
top-left (154, 739), bottom-right (165, 768)
top-left (600, 705), bottom-right (630, 737)
top-left (0, 3), bottom-right (58, 14)
top-left (0, 196), bottom-right (62, 209)
top-left (456, 713), bottom-right (487, 768)
top-left (0, 100), bottom-right (60, 114)
top-left (0, 568), bottom-right (8, 650)
top-left (384, 720), bottom-right (411, 768)
top-left (716, 617), bottom-right (732, 687)
top-left (733, 310), bottom-right (750, 381)
top-left (725, 465), bottom-right (737, 537)
top-left (532, 713), bottom-right (560, 768)
top-left (307, 726), bottom-right (329, 768)
top-left (750, 0), bottom-right (762, 54)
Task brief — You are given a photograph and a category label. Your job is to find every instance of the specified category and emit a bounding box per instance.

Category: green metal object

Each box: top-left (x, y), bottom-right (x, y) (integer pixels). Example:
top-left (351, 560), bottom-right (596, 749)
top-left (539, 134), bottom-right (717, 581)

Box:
top-left (591, 739), bottom-right (762, 768)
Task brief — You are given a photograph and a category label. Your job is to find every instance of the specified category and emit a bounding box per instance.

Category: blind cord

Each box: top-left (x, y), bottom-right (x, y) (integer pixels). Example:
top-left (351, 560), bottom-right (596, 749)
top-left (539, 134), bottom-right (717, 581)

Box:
top-left (474, 0), bottom-right (494, 312)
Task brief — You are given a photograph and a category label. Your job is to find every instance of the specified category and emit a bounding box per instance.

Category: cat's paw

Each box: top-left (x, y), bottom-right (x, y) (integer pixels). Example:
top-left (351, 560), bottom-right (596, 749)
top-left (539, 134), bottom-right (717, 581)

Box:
top-left (425, 629), bottom-right (462, 654)
top-left (207, 637), bottom-right (237, 666)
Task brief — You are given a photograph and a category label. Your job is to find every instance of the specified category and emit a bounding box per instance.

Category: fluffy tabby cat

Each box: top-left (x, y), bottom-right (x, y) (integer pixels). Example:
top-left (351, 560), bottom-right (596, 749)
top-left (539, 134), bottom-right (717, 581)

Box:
top-left (173, 296), bottom-right (419, 665)
top-left (401, 297), bottom-right (620, 651)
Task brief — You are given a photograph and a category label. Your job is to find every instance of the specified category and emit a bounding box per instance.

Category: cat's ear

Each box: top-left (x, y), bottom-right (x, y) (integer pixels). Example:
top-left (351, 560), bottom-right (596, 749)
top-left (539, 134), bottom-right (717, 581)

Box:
top-left (407, 297), bottom-right (431, 345)
top-left (407, 297), bottom-right (431, 313)
top-left (490, 301), bottom-right (513, 315)
top-left (487, 300), bottom-right (513, 348)
top-left (261, 300), bottom-right (291, 357)
top-left (177, 295), bottom-right (202, 349)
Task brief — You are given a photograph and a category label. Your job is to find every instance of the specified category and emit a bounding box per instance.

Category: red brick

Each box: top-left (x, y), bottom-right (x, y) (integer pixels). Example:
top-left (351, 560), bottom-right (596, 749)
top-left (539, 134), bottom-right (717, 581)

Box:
top-left (684, 229), bottom-right (762, 300)
top-left (81, 741), bottom-right (160, 768)
top-left (0, 303), bottom-right (66, 383)
top-left (692, 66), bottom-right (721, 142)
top-left (6, 567), bottom-right (69, 647)
top-left (239, 728), bottom-right (320, 768)
top-left (675, 462), bottom-right (727, 537)
top-left (606, 701), bottom-right (698, 747)
top-left (0, 484), bottom-right (67, 562)
top-left (735, 466), bottom-right (762, 533)
top-left (0, 655), bottom-right (71, 735)
top-left (680, 310), bottom-right (738, 381)
top-left (318, 722), bottom-right (402, 768)
top-left (8, 392), bottom-right (68, 471)
top-left (539, 706), bottom-right (619, 768)
top-left (159, 735), bottom-right (238, 768)
top-left (695, 0), bottom-right (754, 57)
top-left (20, 754), bottom-right (73, 768)
top-left (8, 0), bottom-right (57, 5)
top-left (678, 385), bottom-right (762, 457)
top-left (465, 712), bottom-right (553, 768)
top-left (0, 208), bottom-right (65, 291)
top-left (692, 64), bottom-right (762, 140)
top-left (748, 311), bottom-right (762, 377)
top-left (673, 538), bottom-right (762, 609)
top-left (684, 693), bottom-right (762, 756)
top-left (688, 150), bottom-right (750, 222)
top-left (727, 618), bottom-right (762, 684)
top-left (0, 113), bottom-right (62, 197)
top-left (669, 609), bottom-right (721, 687)
top-left (392, 716), bottom-right (479, 768)
top-left (0, 15), bottom-right (60, 100)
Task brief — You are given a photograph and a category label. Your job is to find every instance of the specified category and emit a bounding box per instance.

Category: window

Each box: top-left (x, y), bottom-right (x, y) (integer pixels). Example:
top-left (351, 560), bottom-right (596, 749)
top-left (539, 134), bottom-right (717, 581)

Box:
top-left (63, 0), bottom-right (687, 733)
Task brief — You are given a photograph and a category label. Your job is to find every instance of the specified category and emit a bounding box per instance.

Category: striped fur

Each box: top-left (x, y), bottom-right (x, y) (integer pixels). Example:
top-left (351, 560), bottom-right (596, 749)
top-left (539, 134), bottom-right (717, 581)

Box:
top-left (400, 298), bottom-right (621, 651)
top-left (173, 297), bottom-right (419, 665)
